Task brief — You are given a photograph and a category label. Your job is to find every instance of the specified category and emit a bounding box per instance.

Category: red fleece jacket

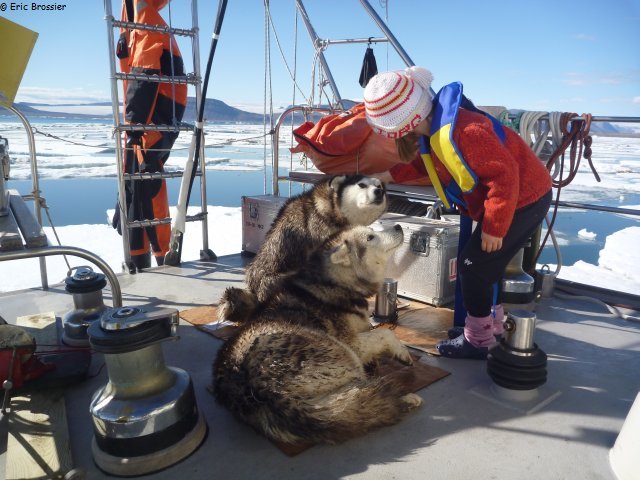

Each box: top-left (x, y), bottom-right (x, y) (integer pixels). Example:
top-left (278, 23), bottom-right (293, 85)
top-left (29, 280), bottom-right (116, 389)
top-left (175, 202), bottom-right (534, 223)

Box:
top-left (390, 109), bottom-right (552, 238)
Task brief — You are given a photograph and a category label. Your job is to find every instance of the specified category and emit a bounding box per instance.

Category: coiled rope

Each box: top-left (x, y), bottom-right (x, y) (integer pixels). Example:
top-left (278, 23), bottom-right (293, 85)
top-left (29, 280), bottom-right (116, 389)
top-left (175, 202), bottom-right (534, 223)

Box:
top-left (500, 110), bottom-right (599, 269)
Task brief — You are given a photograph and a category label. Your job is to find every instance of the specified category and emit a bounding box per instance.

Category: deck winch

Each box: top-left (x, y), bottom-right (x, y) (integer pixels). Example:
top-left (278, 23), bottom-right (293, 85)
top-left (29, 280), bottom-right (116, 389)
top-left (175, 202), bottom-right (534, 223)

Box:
top-left (487, 309), bottom-right (547, 392)
top-left (501, 247), bottom-right (536, 305)
top-left (62, 266), bottom-right (108, 347)
top-left (87, 306), bottom-right (206, 477)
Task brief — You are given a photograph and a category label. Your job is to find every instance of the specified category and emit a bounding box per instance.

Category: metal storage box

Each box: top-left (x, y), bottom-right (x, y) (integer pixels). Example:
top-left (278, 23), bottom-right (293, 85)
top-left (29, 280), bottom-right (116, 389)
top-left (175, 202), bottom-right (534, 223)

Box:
top-left (241, 194), bottom-right (289, 254)
top-left (375, 213), bottom-right (460, 307)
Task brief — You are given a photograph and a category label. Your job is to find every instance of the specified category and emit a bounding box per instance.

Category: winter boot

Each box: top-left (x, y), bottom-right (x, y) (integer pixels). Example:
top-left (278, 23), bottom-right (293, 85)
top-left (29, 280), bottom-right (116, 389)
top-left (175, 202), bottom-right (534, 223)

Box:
top-left (438, 314), bottom-right (495, 359)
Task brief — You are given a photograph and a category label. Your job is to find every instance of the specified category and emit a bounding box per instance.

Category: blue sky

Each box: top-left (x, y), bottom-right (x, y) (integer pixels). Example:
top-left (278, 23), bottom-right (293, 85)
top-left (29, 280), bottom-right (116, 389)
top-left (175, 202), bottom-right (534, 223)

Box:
top-left (2, 0), bottom-right (639, 116)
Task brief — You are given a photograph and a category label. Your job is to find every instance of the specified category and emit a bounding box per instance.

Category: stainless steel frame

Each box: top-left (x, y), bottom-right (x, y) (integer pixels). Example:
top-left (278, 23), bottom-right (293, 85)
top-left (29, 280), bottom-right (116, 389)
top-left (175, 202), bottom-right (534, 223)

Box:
top-left (103, 0), bottom-right (210, 268)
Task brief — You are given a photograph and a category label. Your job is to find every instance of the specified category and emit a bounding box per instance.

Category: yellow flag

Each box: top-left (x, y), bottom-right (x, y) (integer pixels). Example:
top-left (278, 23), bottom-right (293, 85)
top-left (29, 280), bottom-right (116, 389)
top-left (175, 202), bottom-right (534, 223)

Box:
top-left (0, 17), bottom-right (38, 106)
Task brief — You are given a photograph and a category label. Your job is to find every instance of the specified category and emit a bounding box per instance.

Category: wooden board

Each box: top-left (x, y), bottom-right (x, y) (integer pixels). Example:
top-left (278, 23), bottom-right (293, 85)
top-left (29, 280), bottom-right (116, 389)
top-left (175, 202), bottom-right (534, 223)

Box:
top-left (180, 300), bottom-right (453, 354)
top-left (5, 312), bottom-right (74, 480)
top-left (376, 300), bottom-right (453, 355)
top-left (183, 302), bottom-right (452, 456)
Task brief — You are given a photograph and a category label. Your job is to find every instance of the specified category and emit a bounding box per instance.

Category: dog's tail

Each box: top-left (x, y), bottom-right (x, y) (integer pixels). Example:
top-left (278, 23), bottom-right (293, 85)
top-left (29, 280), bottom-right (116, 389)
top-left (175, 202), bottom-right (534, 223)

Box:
top-left (294, 376), bottom-right (422, 444)
top-left (221, 375), bottom-right (421, 445)
top-left (217, 287), bottom-right (259, 323)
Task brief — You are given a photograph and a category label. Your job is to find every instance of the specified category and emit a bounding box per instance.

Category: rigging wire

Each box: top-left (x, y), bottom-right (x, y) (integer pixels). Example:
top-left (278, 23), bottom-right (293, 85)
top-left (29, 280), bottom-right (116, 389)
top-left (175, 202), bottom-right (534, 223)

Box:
top-left (263, 0), bottom-right (274, 194)
top-left (289, 3), bottom-right (300, 196)
top-left (263, 1), bottom-right (311, 105)
top-left (38, 197), bottom-right (72, 272)
top-left (29, 126), bottom-right (270, 151)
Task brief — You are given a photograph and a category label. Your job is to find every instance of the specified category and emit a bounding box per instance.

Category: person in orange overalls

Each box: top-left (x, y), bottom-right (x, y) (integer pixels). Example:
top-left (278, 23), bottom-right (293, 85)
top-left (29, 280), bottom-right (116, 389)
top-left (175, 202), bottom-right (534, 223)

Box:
top-left (112, 0), bottom-right (187, 269)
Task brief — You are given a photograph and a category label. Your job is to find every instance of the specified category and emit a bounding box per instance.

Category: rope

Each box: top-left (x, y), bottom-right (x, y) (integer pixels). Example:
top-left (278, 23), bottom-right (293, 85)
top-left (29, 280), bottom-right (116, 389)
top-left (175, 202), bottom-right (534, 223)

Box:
top-left (546, 111), bottom-right (564, 179)
top-left (553, 291), bottom-right (640, 322)
top-left (519, 111), bottom-right (549, 156)
top-left (39, 197), bottom-right (72, 272)
top-left (534, 112), bottom-right (597, 266)
top-left (31, 127), bottom-right (111, 149)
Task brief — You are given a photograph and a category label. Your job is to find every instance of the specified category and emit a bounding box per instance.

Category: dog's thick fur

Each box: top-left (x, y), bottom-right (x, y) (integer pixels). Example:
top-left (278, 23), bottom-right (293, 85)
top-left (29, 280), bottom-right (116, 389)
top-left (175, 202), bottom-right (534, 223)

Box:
top-left (243, 174), bottom-right (387, 305)
top-left (213, 225), bottom-right (422, 445)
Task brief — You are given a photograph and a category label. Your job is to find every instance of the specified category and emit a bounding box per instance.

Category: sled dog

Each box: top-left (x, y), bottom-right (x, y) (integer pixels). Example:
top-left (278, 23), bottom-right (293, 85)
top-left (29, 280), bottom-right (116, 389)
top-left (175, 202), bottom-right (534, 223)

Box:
top-left (213, 224), bottom-right (422, 445)
top-left (243, 174), bottom-right (387, 304)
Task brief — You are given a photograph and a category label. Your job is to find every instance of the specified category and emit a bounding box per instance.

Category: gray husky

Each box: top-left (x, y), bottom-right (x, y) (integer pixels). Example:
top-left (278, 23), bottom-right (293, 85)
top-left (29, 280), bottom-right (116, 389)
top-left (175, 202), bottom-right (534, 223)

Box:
top-left (213, 225), bottom-right (422, 445)
top-left (242, 174), bottom-right (387, 305)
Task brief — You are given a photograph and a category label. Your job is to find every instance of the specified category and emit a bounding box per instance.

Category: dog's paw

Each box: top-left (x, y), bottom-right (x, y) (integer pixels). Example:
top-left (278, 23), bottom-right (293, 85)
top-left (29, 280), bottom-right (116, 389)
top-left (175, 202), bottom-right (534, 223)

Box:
top-left (394, 346), bottom-right (414, 366)
top-left (401, 393), bottom-right (423, 410)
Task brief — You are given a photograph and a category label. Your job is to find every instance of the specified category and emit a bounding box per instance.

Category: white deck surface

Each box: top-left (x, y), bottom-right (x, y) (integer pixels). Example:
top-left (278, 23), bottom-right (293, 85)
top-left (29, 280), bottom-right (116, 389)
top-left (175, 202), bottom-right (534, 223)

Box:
top-left (1, 254), bottom-right (638, 479)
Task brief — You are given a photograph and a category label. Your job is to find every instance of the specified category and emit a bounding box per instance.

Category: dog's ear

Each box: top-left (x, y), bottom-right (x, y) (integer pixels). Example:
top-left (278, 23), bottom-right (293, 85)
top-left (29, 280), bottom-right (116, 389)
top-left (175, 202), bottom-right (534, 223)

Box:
top-left (329, 175), bottom-right (347, 191)
top-left (329, 242), bottom-right (352, 266)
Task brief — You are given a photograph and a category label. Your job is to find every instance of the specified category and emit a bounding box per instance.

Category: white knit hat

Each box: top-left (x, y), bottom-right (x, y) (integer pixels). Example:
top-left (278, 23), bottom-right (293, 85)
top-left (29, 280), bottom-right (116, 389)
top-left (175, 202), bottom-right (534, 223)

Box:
top-left (364, 66), bottom-right (434, 138)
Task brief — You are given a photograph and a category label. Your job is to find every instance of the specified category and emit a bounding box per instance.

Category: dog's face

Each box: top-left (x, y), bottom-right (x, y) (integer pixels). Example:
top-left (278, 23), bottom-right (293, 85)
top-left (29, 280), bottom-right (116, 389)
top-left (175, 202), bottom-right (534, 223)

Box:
top-left (330, 175), bottom-right (387, 226)
top-left (326, 224), bottom-right (403, 289)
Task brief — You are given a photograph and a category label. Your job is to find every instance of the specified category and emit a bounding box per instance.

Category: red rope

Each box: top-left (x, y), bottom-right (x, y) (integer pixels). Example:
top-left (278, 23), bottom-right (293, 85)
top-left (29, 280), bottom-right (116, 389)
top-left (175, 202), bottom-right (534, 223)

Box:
top-left (535, 112), bottom-right (598, 265)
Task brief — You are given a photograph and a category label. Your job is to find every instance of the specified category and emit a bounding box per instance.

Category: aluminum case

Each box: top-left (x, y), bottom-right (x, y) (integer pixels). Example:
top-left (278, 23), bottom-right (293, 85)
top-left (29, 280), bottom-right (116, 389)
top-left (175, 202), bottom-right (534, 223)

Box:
top-left (241, 195), bottom-right (289, 254)
top-left (375, 213), bottom-right (460, 307)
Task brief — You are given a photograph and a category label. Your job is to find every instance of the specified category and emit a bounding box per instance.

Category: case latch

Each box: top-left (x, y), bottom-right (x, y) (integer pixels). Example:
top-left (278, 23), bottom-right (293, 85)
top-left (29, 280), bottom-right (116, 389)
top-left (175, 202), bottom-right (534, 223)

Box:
top-left (410, 231), bottom-right (430, 256)
top-left (249, 202), bottom-right (259, 219)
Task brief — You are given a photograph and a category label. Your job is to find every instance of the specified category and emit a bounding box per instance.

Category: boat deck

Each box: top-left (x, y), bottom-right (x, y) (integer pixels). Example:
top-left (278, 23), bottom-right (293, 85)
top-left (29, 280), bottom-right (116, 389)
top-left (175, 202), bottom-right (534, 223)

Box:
top-left (1, 254), bottom-right (638, 479)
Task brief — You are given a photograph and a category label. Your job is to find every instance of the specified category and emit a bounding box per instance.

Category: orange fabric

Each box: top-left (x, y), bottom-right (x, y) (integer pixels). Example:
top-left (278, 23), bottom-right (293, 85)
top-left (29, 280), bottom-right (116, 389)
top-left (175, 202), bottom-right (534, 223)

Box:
top-left (119, 0), bottom-right (187, 111)
top-left (290, 103), bottom-right (431, 186)
top-left (116, 0), bottom-right (183, 259)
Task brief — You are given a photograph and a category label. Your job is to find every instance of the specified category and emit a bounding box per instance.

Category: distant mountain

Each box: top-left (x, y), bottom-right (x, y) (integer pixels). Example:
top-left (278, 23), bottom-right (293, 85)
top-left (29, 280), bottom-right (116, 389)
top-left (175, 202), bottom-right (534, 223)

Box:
top-left (183, 98), bottom-right (264, 123)
top-left (2, 99), bottom-right (636, 136)
top-left (2, 97), bottom-right (265, 124)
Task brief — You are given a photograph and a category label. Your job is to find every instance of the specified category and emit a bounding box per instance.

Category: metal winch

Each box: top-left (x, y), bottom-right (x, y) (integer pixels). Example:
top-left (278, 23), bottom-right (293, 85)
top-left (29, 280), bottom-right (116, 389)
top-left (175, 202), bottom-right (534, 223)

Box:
top-left (62, 266), bottom-right (108, 347)
top-left (501, 247), bottom-right (536, 305)
top-left (487, 309), bottom-right (547, 392)
top-left (87, 306), bottom-right (206, 477)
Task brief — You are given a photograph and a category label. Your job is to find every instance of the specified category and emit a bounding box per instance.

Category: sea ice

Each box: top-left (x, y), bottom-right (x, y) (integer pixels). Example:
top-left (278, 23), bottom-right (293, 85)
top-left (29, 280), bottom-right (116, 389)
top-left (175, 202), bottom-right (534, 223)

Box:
top-left (578, 228), bottom-right (597, 240)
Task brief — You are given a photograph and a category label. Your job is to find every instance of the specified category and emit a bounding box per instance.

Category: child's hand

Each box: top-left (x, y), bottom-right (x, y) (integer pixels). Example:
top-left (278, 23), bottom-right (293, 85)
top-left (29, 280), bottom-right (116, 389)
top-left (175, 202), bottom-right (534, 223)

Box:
top-left (371, 171), bottom-right (393, 184)
top-left (481, 232), bottom-right (503, 252)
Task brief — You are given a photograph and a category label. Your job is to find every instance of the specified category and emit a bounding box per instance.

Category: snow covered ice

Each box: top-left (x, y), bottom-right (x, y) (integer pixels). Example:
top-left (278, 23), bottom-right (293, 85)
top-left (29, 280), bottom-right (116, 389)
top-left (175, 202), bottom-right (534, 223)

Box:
top-left (1, 119), bottom-right (639, 296)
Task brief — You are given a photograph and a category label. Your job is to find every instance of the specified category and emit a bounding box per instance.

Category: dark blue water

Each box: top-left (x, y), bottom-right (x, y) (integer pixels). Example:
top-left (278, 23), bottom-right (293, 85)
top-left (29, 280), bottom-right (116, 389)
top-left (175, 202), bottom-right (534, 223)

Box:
top-left (6, 169), bottom-right (303, 226)
top-left (538, 207), bottom-right (640, 266)
top-left (6, 173), bottom-right (639, 267)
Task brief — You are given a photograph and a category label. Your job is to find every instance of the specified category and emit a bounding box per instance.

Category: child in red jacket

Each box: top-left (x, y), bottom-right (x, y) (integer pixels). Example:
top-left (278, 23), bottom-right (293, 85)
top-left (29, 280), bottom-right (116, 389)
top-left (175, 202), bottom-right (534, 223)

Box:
top-left (364, 67), bottom-right (552, 359)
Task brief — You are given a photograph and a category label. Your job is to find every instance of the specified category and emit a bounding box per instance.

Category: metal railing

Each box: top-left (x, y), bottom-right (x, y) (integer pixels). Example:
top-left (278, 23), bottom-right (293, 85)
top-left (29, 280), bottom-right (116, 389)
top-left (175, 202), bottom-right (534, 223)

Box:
top-left (0, 104), bottom-right (123, 299)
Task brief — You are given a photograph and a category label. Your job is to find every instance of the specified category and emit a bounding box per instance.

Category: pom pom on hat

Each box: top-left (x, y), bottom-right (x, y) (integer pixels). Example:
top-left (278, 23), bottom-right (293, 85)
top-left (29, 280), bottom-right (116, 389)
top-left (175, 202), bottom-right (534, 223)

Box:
top-left (363, 67), bottom-right (434, 139)
top-left (405, 66), bottom-right (433, 91)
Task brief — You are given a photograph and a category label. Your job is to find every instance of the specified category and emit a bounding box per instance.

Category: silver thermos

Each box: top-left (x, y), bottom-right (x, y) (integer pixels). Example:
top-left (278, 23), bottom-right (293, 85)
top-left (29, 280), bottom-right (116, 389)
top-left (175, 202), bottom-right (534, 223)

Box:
top-left (374, 278), bottom-right (398, 323)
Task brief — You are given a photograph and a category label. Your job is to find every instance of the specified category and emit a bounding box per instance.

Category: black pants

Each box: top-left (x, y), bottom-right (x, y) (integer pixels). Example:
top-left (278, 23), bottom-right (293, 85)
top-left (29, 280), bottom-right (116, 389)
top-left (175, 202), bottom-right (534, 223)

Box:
top-left (458, 190), bottom-right (552, 317)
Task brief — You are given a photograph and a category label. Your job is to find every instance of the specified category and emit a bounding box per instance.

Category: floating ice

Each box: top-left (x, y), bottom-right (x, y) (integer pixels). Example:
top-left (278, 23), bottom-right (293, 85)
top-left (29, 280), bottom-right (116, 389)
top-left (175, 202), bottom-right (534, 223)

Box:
top-left (578, 228), bottom-right (597, 240)
top-left (554, 226), bottom-right (640, 295)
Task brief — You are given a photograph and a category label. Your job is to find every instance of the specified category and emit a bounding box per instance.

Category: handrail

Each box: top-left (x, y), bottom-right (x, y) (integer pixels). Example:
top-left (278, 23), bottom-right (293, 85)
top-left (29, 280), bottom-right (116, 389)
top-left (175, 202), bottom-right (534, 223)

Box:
top-left (2, 104), bottom-right (48, 288)
top-left (504, 113), bottom-right (640, 124)
top-left (556, 201), bottom-right (640, 217)
top-left (271, 105), bottom-right (341, 195)
top-left (0, 246), bottom-right (123, 307)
